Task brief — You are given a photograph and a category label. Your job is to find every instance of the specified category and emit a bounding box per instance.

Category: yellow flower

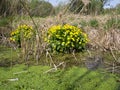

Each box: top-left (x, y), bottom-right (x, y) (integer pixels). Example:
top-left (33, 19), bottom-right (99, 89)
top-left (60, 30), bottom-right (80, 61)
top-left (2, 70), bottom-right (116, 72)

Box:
top-left (10, 24), bottom-right (34, 43)
top-left (11, 32), bottom-right (15, 36)
top-left (72, 38), bottom-right (75, 41)
top-left (10, 37), bottom-right (15, 41)
top-left (44, 38), bottom-right (47, 41)
top-left (79, 42), bottom-right (81, 44)
top-left (62, 42), bottom-right (65, 46)
top-left (71, 43), bottom-right (74, 47)
top-left (30, 26), bottom-right (33, 29)
top-left (56, 35), bottom-right (59, 37)
top-left (70, 32), bottom-right (73, 35)
top-left (46, 24), bottom-right (88, 52)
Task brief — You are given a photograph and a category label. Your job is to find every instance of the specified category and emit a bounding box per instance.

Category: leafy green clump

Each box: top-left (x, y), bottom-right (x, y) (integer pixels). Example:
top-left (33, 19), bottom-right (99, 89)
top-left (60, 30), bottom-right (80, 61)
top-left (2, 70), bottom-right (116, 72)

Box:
top-left (89, 19), bottom-right (99, 28)
top-left (46, 24), bottom-right (88, 53)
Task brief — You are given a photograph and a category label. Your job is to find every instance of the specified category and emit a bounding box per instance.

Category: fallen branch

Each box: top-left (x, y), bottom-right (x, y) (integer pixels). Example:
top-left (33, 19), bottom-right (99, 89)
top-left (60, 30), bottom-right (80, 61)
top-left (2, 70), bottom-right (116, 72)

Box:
top-left (44, 62), bottom-right (64, 74)
top-left (72, 50), bottom-right (78, 61)
top-left (46, 49), bottom-right (57, 69)
top-left (105, 66), bottom-right (120, 70)
top-left (87, 49), bottom-right (91, 57)
top-left (110, 47), bottom-right (117, 61)
top-left (13, 71), bottom-right (28, 75)
top-left (8, 78), bottom-right (18, 81)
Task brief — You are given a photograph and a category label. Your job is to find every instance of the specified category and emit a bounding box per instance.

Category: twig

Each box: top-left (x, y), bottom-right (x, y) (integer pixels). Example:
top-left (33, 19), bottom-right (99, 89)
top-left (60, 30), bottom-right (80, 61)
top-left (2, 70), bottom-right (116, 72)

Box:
top-left (72, 50), bottom-right (78, 61)
top-left (8, 78), bottom-right (18, 81)
top-left (13, 71), bottom-right (28, 75)
top-left (46, 49), bottom-right (57, 69)
top-left (87, 49), bottom-right (91, 57)
top-left (44, 62), bottom-right (64, 73)
top-left (112, 62), bottom-right (115, 74)
top-left (94, 41), bottom-right (106, 51)
top-left (105, 66), bottom-right (120, 70)
top-left (110, 47), bottom-right (117, 61)
top-left (104, 61), bottom-right (111, 65)
top-left (19, 0), bottom-right (39, 34)
top-left (20, 0), bottom-right (43, 64)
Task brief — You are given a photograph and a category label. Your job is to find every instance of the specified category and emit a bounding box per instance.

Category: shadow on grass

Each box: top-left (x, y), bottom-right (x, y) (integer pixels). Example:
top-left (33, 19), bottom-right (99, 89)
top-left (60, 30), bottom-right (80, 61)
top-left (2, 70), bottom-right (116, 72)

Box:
top-left (62, 67), bottom-right (120, 90)
top-left (116, 85), bottom-right (120, 90)
top-left (66, 70), bottom-right (92, 90)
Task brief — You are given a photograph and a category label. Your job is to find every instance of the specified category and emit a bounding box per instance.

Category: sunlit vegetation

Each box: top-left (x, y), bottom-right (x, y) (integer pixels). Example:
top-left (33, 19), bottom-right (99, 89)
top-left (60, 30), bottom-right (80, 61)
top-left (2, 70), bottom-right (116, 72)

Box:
top-left (0, 0), bottom-right (120, 89)
top-left (0, 65), bottom-right (120, 90)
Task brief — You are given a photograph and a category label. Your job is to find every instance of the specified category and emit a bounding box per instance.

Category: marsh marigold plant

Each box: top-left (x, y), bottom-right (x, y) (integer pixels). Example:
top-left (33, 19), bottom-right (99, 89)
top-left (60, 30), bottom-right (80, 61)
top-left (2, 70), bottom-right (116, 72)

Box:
top-left (10, 25), bottom-right (34, 45)
top-left (46, 24), bottom-right (88, 53)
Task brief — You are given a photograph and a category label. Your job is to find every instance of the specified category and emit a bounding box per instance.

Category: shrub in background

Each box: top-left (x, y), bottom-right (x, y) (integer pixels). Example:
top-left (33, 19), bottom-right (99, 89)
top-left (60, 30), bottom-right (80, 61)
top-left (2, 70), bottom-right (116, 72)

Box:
top-left (69, 0), bottom-right (103, 15)
top-left (0, 0), bottom-right (25, 17)
top-left (87, 0), bottom-right (103, 15)
top-left (69, 0), bottom-right (84, 14)
top-left (10, 25), bottom-right (34, 47)
top-left (30, 0), bottom-right (55, 17)
top-left (116, 4), bottom-right (120, 14)
top-left (46, 24), bottom-right (88, 53)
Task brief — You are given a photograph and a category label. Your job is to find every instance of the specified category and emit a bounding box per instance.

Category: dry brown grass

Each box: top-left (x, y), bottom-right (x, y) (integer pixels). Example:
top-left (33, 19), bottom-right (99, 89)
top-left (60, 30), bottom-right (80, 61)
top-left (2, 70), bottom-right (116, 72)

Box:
top-left (8, 14), bottom-right (120, 65)
top-left (12, 14), bottom-right (120, 51)
top-left (87, 28), bottom-right (120, 51)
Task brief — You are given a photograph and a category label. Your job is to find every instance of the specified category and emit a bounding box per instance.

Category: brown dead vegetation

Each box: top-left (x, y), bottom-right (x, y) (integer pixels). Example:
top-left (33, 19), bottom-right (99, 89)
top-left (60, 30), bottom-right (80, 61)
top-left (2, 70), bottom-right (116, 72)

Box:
top-left (13, 14), bottom-right (120, 51)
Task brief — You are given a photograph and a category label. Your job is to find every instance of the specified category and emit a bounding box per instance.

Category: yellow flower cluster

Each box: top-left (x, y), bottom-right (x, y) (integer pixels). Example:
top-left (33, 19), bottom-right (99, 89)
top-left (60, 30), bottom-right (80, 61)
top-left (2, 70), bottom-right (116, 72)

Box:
top-left (46, 24), bottom-right (88, 53)
top-left (10, 24), bottom-right (34, 44)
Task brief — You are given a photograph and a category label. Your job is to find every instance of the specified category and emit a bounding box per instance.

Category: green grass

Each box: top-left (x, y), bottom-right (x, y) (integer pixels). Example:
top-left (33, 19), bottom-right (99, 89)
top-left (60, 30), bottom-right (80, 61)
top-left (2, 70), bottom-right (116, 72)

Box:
top-left (0, 18), bottom-right (9, 27)
top-left (0, 46), bottom-right (19, 67)
top-left (0, 65), bottom-right (120, 90)
top-left (0, 46), bottom-right (120, 90)
top-left (89, 19), bottom-right (99, 28)
top-left (104, 18), bottom-right (120, 30)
